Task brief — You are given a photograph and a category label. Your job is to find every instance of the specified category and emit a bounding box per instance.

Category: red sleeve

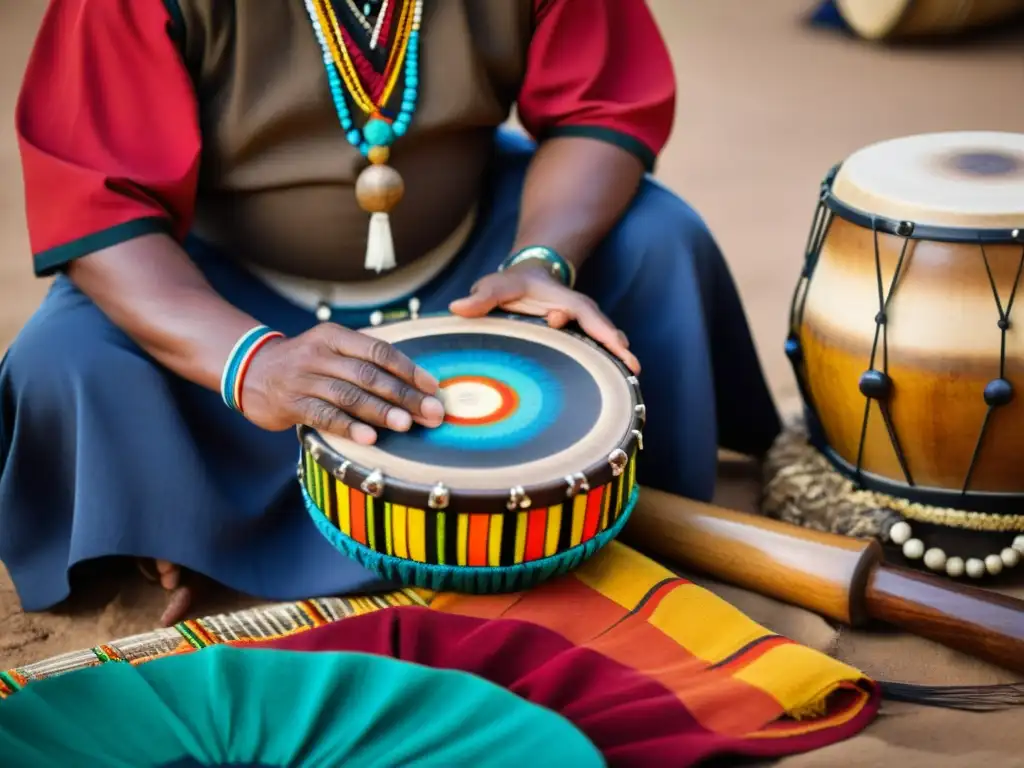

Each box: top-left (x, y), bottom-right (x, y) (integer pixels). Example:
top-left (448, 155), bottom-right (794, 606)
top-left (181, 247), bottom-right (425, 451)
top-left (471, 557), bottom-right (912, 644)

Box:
top-left (16, 0), bottom-right (201, 277)
top-left (516, 0), bottom-right (676, 172)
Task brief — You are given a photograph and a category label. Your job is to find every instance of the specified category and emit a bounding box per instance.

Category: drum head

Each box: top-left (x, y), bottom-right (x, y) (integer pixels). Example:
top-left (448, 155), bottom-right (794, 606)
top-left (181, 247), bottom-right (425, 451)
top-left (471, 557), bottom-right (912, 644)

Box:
top-left (836, 0), bottom-right (913, 39)
top-left (319, 315), bottom-right (634, 491)
top-left (830, 132), bottom-right (1024, 229)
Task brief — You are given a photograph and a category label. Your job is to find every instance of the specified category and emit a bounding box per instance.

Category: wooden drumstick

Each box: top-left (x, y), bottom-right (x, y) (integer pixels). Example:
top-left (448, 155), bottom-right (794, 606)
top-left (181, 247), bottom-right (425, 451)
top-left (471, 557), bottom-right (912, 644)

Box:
top-left (622, 487), bottom-right (1024, 676)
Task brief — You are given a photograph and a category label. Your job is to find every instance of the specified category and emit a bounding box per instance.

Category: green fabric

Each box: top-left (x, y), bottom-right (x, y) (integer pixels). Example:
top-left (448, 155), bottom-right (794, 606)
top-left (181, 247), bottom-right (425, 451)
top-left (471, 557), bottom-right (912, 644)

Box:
top-left (0, 647), bottom-right (604, 768)
top-left (33, 217), bottom-right (171, 277)
top-left (541, 126), bottom-right (658, 172)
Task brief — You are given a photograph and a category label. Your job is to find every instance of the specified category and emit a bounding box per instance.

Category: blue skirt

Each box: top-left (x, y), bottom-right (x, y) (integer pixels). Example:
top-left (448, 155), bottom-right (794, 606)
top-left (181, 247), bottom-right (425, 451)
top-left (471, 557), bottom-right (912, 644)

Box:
top-left (0, 133), bottom-right (780, 611)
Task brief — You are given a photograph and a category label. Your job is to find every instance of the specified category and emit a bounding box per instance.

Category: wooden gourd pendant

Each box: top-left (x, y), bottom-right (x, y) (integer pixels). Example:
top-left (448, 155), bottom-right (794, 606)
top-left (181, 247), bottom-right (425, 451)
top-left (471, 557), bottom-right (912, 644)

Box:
top-left (355, 128), bottom-right (404, 273)
top-left (356, 146), bottom-right (404, 212)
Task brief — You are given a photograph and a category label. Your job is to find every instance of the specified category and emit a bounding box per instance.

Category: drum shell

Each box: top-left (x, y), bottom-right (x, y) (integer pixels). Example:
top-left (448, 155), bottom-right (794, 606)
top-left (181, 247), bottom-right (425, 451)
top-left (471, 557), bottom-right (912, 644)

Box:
top-left (836, 0), bottom-right (1024, 41)
top-left (798, 216), bottom-right (1024, 497)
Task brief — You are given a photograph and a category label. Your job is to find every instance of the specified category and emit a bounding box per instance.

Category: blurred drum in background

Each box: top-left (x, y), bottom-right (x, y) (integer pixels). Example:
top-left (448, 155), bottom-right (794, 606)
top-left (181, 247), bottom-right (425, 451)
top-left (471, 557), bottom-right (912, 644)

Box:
top-left (776, 131), bottom-right (1024, 581)
top-left (835, 0), bottom-right (1024, 40)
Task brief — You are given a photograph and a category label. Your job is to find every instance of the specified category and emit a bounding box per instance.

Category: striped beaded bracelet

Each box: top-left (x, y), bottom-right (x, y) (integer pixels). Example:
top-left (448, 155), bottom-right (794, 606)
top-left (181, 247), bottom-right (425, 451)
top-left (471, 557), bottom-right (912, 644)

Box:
top-left (220, 325), bottom-right (285, 414)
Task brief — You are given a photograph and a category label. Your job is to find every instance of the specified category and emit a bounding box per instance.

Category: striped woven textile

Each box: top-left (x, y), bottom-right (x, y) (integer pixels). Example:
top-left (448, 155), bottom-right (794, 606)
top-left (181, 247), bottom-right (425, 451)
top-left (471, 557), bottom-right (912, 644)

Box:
top-left (0, 542), bottom-right (879, 764)
top-left (1, 590), bottom-right (428, 696)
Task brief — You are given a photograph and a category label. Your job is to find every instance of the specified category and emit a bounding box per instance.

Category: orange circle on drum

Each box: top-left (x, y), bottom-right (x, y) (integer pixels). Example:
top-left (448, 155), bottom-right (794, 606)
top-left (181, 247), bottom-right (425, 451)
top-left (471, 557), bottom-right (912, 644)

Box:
top-left (439, 375), bottom-right (520, 426)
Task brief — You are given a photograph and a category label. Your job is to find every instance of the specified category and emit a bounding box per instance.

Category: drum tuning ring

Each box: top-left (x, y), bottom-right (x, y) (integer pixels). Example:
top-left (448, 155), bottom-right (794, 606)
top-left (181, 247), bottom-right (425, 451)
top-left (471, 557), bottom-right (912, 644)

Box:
top-left (507, 486), bottom-right (532, 511)
top-left (369, 310), bottom-right (384, 327)
top-left (608, 449), bottom-right (629, 477)
top-left (361, 469), bottom-right (385, 498)
top-left (1013, 229), bottom-right (1022, 241)
top-left (626, 375), bottom-right (640, 388)
top-left (632, 429), bottom-right (644, 451)
top-left (428, 482), bottom-right (450, 510)
top-left (634, 403), bottom-right (647, 423)
top-left (896, 221), bottom-right (915, 237)
top-left (333, 460), bottom-right (351, 482)
top-left (296, 461), bottom-right (305, 483)
top-left (408, 297), bottom-right (421, 320)
top-left (564, 473), bottom-right (590, 498)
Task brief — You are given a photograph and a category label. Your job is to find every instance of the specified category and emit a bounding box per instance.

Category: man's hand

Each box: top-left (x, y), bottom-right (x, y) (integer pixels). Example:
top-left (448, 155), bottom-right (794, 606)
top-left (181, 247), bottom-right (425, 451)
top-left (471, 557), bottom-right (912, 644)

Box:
top-left (242, 324), bottom-right (446, 444)
top-left (449, 262), bottom-right (640, 373)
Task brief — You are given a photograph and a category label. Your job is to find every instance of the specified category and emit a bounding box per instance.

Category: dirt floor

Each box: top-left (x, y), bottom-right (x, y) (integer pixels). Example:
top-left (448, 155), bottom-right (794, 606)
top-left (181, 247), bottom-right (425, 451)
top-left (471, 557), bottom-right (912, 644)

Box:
top-left (2, 1), bottom-right (1024, 764)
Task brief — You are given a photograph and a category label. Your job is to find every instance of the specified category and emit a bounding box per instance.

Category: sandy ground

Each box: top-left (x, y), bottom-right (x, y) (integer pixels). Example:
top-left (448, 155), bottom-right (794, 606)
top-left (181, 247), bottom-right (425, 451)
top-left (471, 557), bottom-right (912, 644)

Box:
top-left (2, 3), bottom-right (1024, 761)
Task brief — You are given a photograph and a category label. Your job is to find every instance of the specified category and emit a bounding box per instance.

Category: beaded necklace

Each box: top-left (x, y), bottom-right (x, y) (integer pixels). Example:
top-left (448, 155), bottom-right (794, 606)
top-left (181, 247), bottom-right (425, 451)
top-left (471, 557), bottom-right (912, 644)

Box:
top-left (341, 0), bottom-right (373, 33)
top-left (305, 0), bottom-right (423, 273)
top-left (340, 0), bottom-right (391, 50)
top-left (368, 0), bottom-right (390, 49)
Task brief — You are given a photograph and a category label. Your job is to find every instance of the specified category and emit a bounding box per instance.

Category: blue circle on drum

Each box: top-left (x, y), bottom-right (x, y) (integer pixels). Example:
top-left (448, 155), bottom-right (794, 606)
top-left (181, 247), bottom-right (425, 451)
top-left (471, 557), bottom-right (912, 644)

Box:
top-left (376, 332), bottom-right (603, 469)
top-left (414, 350), bottom-right (562, 452)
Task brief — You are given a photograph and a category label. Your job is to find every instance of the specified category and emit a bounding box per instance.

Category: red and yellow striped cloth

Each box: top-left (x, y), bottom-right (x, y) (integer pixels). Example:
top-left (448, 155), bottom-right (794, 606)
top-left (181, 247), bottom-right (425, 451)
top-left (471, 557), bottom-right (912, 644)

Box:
top-left (421, 543), bottom-right (878, 749)
top-left (1, 542), bottom-right (878, 765)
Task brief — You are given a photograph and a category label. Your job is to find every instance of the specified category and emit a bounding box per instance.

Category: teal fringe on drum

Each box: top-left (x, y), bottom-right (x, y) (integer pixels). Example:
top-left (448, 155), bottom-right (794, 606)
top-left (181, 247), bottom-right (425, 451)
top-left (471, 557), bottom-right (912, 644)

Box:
top-left (303, 486), bottom-right (639, 593)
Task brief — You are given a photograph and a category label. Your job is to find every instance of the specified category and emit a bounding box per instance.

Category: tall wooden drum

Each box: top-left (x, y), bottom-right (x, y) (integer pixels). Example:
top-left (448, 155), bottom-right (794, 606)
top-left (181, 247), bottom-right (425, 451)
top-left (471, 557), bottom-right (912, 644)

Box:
top-left (786, 131), bottom-right (1024, 579)
top-left (836, 0), bottom-right (1024, 40)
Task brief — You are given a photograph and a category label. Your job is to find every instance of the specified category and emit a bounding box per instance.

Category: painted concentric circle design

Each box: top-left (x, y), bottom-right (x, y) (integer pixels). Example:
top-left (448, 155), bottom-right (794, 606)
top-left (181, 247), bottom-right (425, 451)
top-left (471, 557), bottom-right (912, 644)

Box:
top-left (319, 316), bottom-right (633, 490)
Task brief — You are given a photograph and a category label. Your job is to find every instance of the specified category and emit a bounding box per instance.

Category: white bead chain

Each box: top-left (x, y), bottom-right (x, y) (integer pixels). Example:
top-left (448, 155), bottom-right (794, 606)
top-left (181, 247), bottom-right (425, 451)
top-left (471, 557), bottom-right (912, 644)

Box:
top-left (889, 520), bottom-right (1024, 578)
top-left (369, 0), bottom-right (390, 49)
top-left (342, 0), bottom-right (373, 32)
top-left (339, 0), bottom-right (392, 49)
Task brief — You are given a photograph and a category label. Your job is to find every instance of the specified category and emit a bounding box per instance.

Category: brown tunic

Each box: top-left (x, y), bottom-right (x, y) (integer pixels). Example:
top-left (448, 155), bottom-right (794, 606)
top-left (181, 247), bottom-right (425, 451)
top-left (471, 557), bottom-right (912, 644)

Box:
top-left (178, 1), bottom-right (533, 281)
top-left (19, 0), bottom-right (674, 280)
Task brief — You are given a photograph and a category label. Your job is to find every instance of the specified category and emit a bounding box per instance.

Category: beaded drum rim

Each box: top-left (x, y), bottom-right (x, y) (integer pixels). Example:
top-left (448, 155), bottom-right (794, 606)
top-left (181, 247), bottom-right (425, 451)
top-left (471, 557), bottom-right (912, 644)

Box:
top-left (299, 314), bottom-right (645, 514)
top-left (763, 420), bottom-right (1024, 581)
top-left (300, 424), bottom-right (642, 514)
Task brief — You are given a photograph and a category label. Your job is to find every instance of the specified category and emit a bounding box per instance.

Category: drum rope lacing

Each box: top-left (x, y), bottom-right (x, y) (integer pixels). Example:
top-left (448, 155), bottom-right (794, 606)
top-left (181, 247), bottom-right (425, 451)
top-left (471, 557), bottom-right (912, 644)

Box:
top-left (853, 219), bottom-right (915, 486)
top-left (786, 167), bottom-right (1024, 579)
top-left (785, 176), bottom-right (834, 418)
top-left (961, 240), bottom-right (1024, 493)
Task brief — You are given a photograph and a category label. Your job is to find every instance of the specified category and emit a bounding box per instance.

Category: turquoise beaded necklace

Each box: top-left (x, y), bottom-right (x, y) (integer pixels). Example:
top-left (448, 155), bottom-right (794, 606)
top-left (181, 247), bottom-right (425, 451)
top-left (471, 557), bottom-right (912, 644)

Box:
top-left (304, 0), bottom-right (424, 272)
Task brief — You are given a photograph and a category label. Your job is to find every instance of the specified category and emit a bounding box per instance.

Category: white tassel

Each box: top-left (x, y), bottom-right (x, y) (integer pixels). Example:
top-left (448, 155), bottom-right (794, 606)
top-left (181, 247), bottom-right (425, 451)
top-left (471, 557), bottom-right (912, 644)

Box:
top-left (365, 212), bottom-right (397, 273)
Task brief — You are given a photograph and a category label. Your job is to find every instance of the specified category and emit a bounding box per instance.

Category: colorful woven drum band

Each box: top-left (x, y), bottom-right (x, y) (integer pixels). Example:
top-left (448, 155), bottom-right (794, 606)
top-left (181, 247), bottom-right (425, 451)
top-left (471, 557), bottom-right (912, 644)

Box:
top-left (299, 313), bottom-right (645, 592)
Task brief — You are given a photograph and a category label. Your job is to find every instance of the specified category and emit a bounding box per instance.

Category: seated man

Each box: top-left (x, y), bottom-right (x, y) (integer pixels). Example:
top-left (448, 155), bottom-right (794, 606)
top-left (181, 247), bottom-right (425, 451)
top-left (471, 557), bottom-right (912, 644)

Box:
top-left (0, 0), bottom-right (781, 623)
